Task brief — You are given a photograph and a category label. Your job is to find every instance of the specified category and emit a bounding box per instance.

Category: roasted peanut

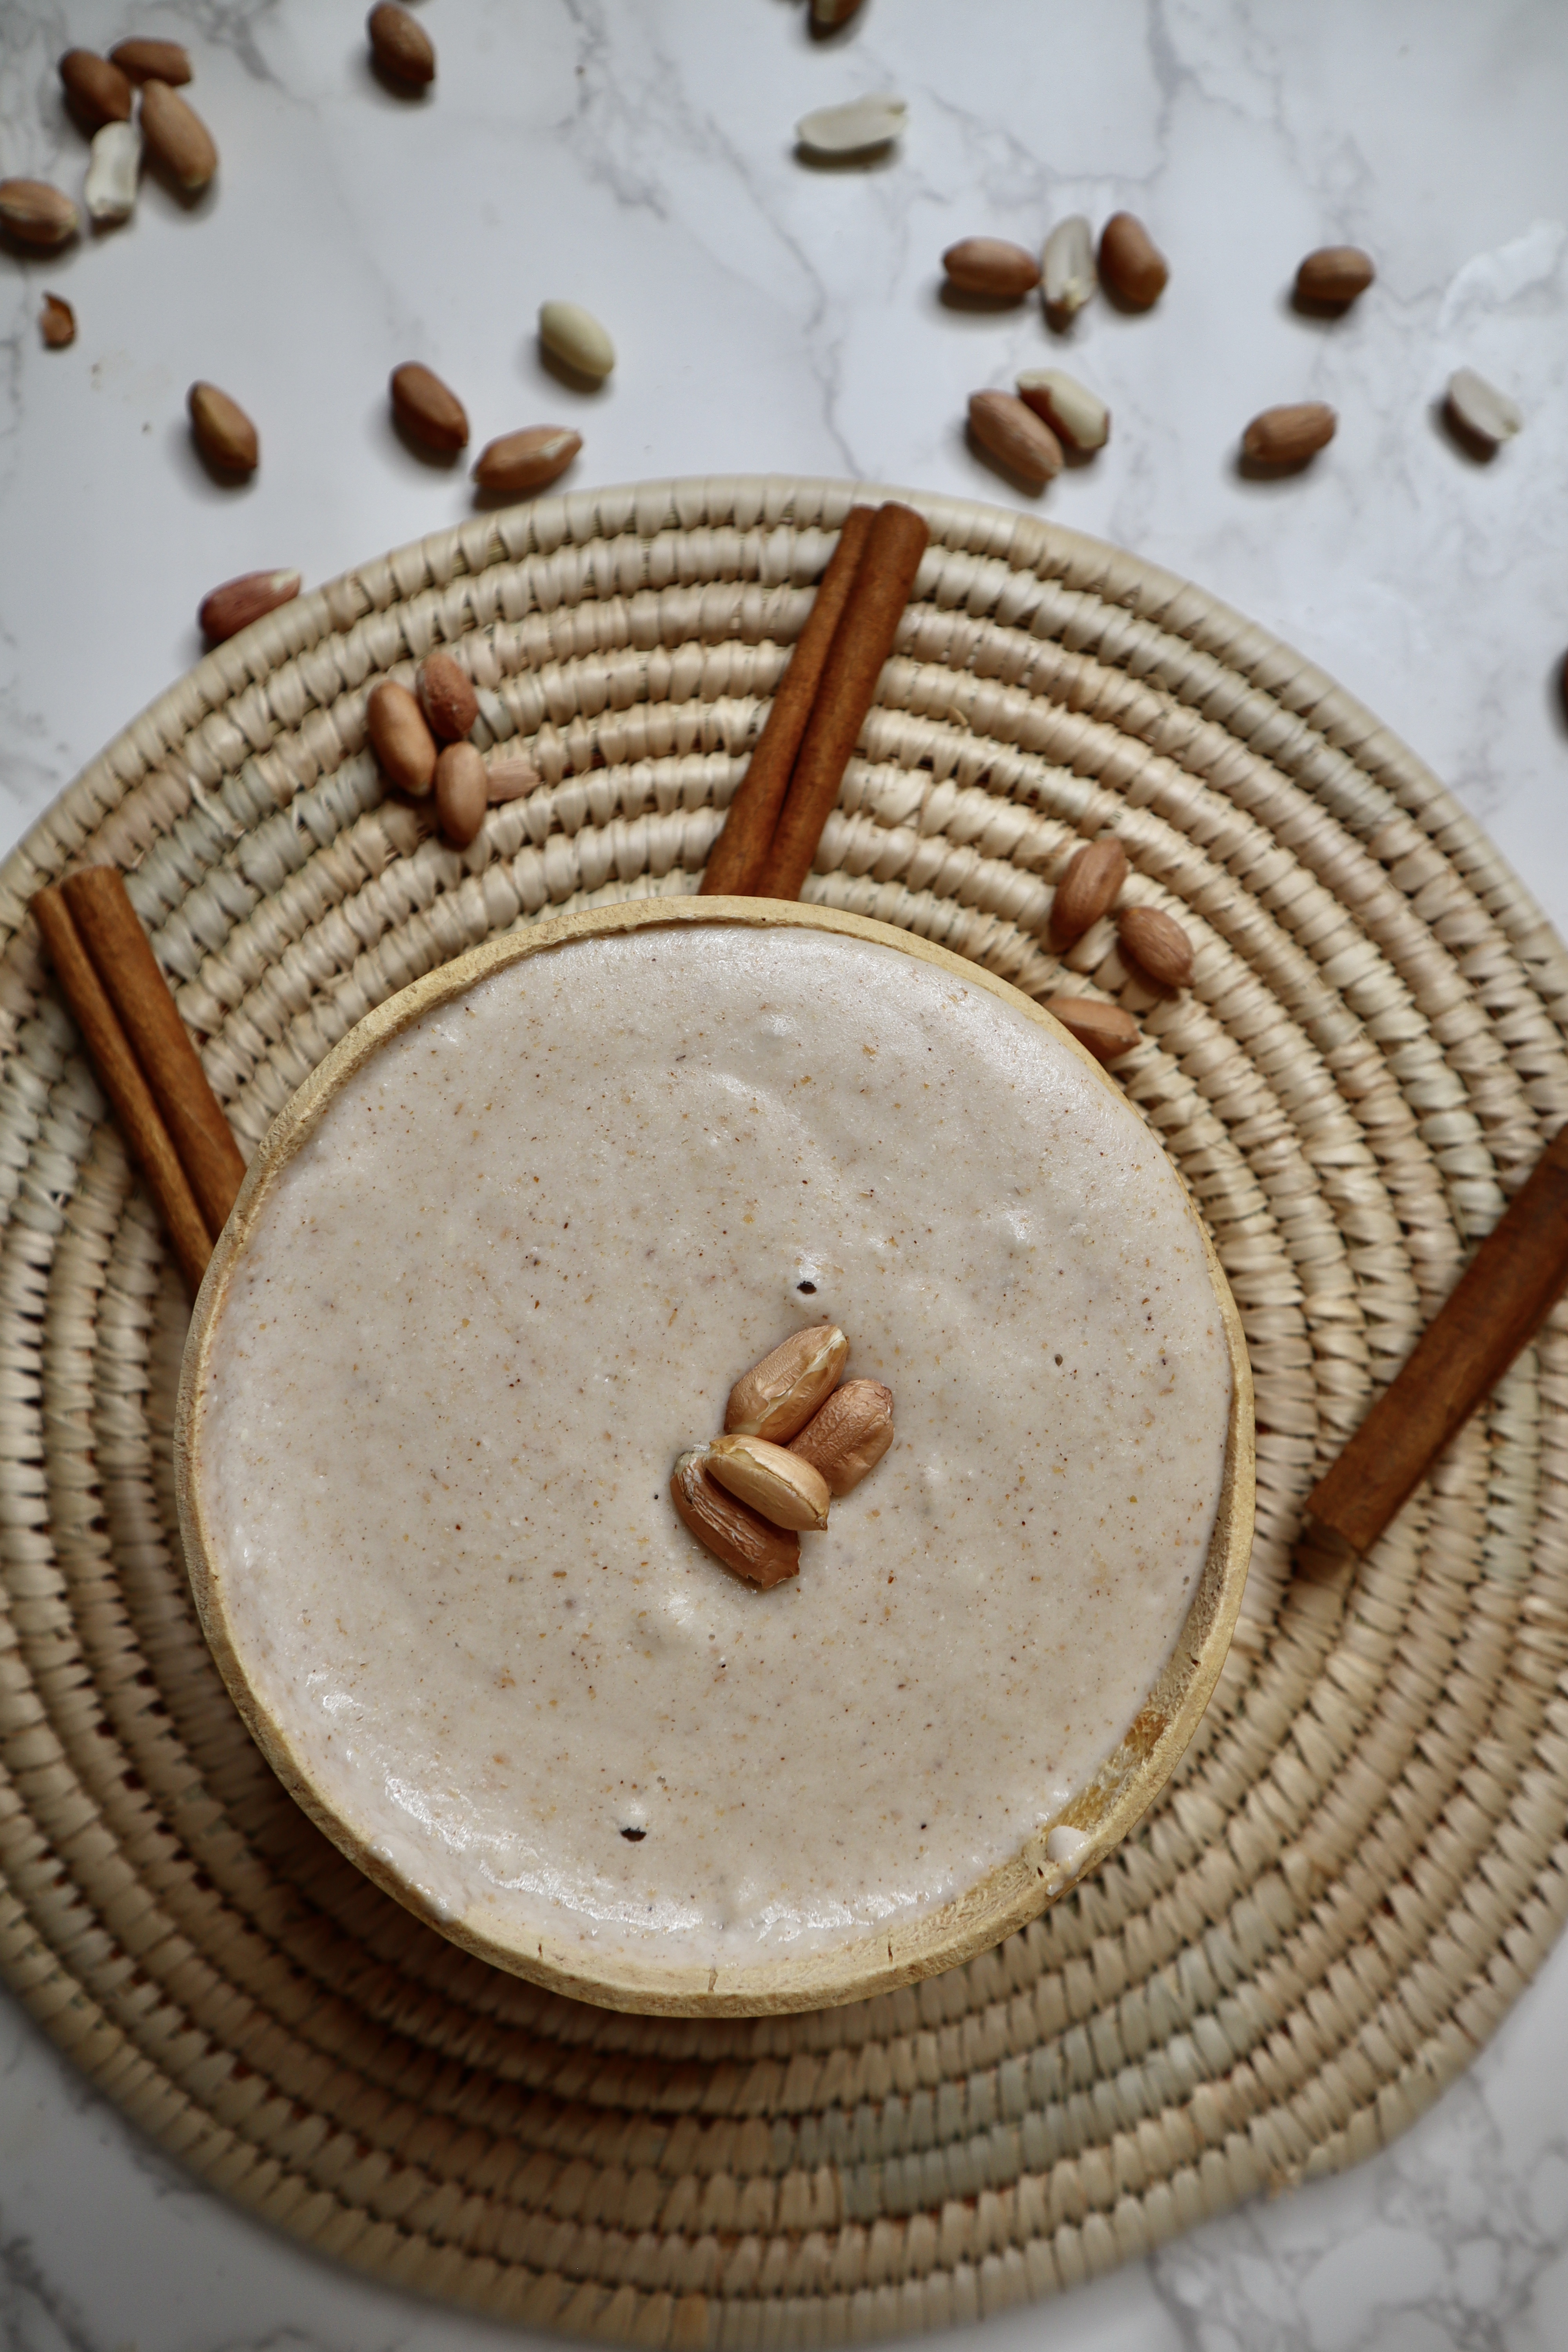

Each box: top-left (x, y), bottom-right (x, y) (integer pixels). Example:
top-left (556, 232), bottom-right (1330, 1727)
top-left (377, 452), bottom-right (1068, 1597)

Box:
top-left (788, 1380), bottom-right (894, 1497)
top-left (671, 1449), bottom-right (800, 1587)
top-left (725, 1324), bottom-right (848, 1443)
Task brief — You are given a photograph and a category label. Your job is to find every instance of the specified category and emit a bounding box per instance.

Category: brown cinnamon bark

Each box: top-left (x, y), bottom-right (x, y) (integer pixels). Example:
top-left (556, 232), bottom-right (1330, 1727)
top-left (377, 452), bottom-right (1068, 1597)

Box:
top-left (700, 505), bottom-right (875, 898)
top-left (60, 866), bottom-right (246, 1240)
top-left (33, 886), bottom-right (212, 1293)
top-left (1305, 1121), bottom-right (1568, 1556)
top-left (754, 502), bottom-right (930, 902)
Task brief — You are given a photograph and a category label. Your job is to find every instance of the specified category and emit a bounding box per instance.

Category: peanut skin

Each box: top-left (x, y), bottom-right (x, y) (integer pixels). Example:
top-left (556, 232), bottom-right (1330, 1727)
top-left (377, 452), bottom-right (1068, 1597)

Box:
top-left (367, 680), bottom-right (437, 796)
top-left (670, 1449), bottom-right (800, 1587)
top-left (788, 1379), bottom-right (894, 1497)
top-left (434, 742), bottom-right (486, 847)
top-left (725, 1324), bottom-right (848, 1443)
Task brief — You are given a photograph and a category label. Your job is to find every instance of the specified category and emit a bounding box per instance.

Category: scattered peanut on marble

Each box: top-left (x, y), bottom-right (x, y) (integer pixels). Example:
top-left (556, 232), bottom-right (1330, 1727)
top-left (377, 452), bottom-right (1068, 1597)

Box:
top-left (85, 120), bottom-right (141, 225)
top-left (0, 179), bottom-right (79, 249)
top-left (390, 363), bottom-right (468, 454)
top-left (110, 38), bottom-right (191, 84)
top-left (967, 390), bottom-right (1063, 491)
top-left (188, 381), bottom-right (258, 474)
top-left (59, 49), bottom-right (133, 131)
top-left (1041, 215), bottom-right (1096, 321)
top-left (794, 93), bottom-right (906, 158)
top-left (1295, 246), bottom-right (1375, 307)
top-left (943, 237), bottom-right (1040, 301)
top-left (1446, 367), bottom-right (1522, 452)
top-left (1098, 212), bottom-right (1167, 309)
top-left (472, 425), bottom-right (582, 494)
top-left (141, 78), bottom-right (216, 192)
top-left (368, 2), bottom-right (436, 86)
top-left (39, 293), bottom-right (75, 348)
top-left (539, 301), bottom-right (616, 381)
top-left (1242, 403), bottom-right (1337, 467)
top-left (1017, 368), bottom-right (1109, 452)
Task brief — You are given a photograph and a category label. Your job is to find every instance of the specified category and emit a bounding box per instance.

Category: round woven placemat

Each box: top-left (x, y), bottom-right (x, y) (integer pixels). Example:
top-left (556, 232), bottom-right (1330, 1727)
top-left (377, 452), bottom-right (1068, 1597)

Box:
top-left (2, 476), bottom-right (1566, 2343)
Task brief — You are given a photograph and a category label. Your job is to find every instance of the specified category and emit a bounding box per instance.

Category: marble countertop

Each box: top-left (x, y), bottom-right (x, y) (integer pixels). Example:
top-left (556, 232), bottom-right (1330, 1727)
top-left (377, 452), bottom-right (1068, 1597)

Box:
top-left (2, 2), bottom-right (1566, 2346)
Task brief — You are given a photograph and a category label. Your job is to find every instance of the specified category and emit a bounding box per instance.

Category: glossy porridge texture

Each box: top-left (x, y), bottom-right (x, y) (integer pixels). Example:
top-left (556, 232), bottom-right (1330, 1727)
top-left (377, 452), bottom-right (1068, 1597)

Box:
top-left (194, 927), bottom-right (1232, 1966)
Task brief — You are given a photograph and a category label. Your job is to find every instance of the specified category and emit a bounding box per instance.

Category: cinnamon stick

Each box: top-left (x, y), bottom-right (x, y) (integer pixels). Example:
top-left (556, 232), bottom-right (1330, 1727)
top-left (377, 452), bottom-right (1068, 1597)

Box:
top-left (60, 866), bottom-right (245, 1238)
top-left (755, 501), bottom-right (930, 902)
top-left (700, 505), bottom-right (875, 898)
top-left (1304, 1121), bottom-right (1568, 1559)
top-left (32, 886), bottom-right (212, 1293)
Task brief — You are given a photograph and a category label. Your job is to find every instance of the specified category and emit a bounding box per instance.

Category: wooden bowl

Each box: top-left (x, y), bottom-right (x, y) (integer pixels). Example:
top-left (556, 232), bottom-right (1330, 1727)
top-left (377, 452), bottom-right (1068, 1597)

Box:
top-left (177, 898), bottom-right (1255, 2016)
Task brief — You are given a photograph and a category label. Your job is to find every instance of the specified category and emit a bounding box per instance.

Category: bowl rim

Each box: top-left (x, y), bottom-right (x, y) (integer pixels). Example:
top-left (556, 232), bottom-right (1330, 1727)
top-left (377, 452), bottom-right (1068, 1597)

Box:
top-left (176, 896), bottom-right (1256, 2016)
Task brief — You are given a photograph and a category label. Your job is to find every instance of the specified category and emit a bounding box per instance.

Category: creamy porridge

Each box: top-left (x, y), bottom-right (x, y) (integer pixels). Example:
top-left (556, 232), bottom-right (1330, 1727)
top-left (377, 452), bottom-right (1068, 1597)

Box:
top-left (185, 921), bottom-right (1233, 1976)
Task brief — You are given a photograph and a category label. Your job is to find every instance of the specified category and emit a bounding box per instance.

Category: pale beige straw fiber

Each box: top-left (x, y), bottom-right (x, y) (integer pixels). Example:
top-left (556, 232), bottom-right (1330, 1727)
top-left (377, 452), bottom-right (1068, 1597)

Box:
top-left (2, 476), bottom-right (1566, 2343)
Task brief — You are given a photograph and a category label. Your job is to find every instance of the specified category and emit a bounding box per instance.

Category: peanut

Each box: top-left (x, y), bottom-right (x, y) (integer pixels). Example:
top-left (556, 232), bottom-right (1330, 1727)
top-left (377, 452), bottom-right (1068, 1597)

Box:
top-left (368, 2), bottom-right (435, 85)
top-left (1041, 215), bottom-right (1096, 319)
top-left (435, 744), bottom-right (487, 847)
top-left (708, 1435), bottom-right (830, 1531)
top-left (671, 1449), bottom-right (800, 1588)
top-left (472, 425), bottom-right (582, 494)
top-left (1446, 367), bottom-right (1522, 452)
top-left (110, 39), bottom-right (191, 84)
top-left (1118, 904), bottom-right (1193, 989)
top-left (1016, 368), bottom-right (1109, 453)
top-left (40, 293), bottom-right (75, 349)
top-left (390, 362), bottom-right (468, 453)
top-left (1294, 246), bottom-right (1374, 307)
top-left (188, 381), bottom-right (258, 474)
top-left (1098, 212), bottom-right (1167, 309)
top-left (1053, 839), bottom-right (1127, 942)
top-left (967, 390), bottom-right (1063, 491)
top-left (795, 94), bottom-right (906, 157)
top-left (1042, 997), bottom-right (1140, 1065)
top-left (199, 569), bottom-right (301, 644)
top-left (141, 79), bottom-right (217, 193)
top-left (85, 120), bottom-right (141, 224)
top-left (367, 680), bottom-right (437, 796)
top-left (417, 652), bottom-right (478, 743)
top-left (1241, 402), bottom-right (1336, 467)
top-left (943, 237), bottom-right (1040, 300)
top-left (59, 49), bottom-right (133, 131)
top-left (0, 180), bottom-right (79, 249)
top-left (726, 1324), bottom-right (848, 1444)
top-left (539, 301), bottom-right (615, 381)
top-left (788, 1380), bottom-right (893, 1497)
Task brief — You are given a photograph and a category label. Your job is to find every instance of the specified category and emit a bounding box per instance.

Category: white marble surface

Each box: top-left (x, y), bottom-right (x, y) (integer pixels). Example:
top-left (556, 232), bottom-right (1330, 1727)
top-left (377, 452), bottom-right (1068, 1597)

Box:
top-left (2, 2), bottom-right (1567, 2345)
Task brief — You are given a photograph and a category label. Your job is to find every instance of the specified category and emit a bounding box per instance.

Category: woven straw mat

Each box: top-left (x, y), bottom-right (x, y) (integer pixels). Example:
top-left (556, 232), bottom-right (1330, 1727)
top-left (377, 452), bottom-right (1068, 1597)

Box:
top-left (2, 475), bottom-right (1567, 2343)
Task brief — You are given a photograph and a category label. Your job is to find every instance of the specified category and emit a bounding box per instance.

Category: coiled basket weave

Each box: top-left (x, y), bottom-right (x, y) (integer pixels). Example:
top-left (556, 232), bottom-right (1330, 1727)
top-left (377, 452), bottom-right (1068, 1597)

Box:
top-left (2, 476), bottom-right (1566, 2342)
